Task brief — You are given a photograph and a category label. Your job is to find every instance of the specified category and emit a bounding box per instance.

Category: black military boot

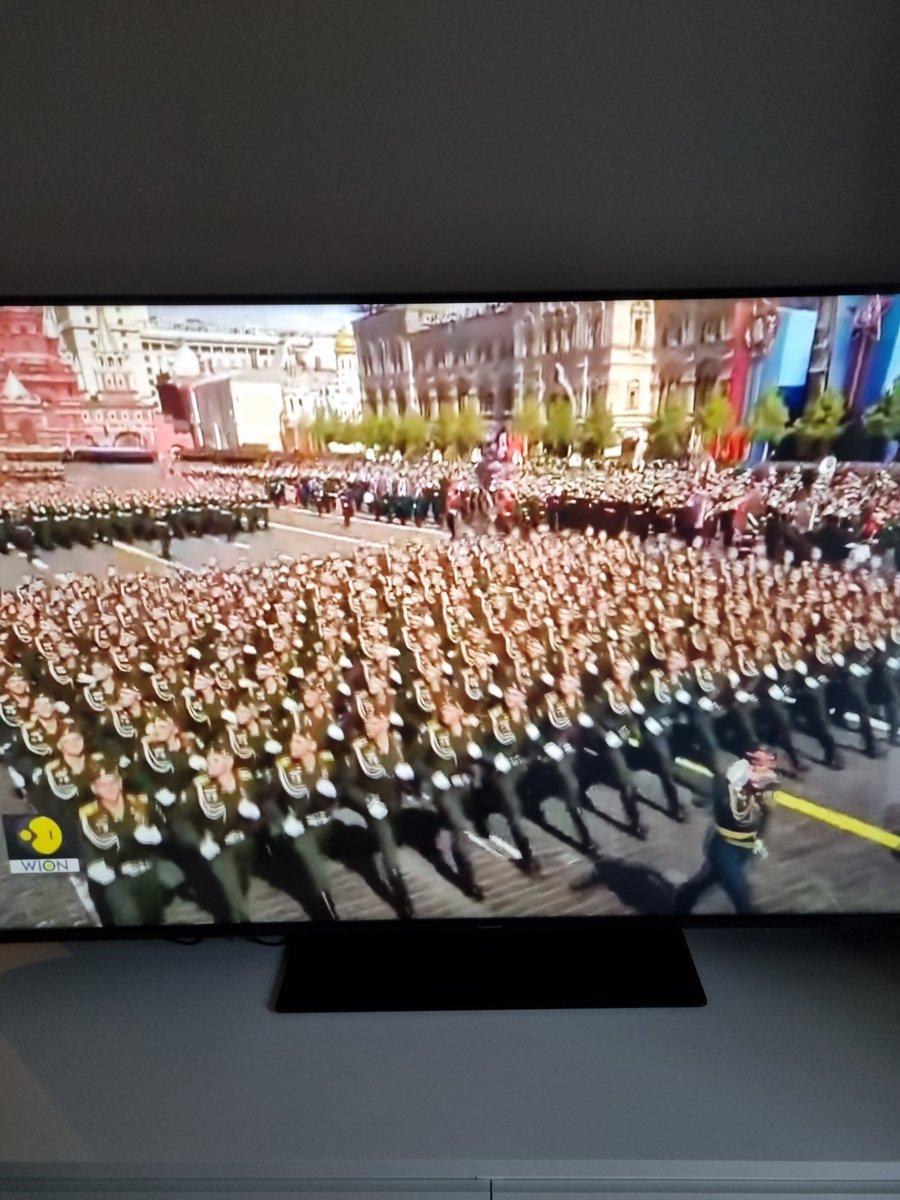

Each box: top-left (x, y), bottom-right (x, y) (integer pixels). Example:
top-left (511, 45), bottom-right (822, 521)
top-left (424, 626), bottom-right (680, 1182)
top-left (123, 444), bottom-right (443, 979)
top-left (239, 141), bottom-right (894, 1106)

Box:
top-left (824, 739), bottom-right (845, 770)
top-left (663, 778), bottom-right (687, 822)
top-left (621, 787), bottom-right (647, 839)
top-left (389, 871), bottom-right (415, 919)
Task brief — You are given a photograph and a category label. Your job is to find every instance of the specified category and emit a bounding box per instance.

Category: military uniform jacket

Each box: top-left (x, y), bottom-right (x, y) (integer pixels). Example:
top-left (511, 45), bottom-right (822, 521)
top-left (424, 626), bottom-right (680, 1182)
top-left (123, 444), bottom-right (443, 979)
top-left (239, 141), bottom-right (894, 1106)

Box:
top-left (96, 705), bottom-right (143, 762)
top-left (587, 687), bottom-right (641, 750)
top-left (411, 720), bottom-right (483, 790)
top-left (0, 693), bottom-right (27, 758)
top-left (344, 732), bottom-right (414, 803)
top-left (709, 774), bottom-right (767, 849)
top-left (639, 674), bottom-right (679, 733)
top-left (76, 681), bottom-right (115, 724)
top-left (131, 737), bottom-right (204, 814)
top-left (226, 722), bottom-right (278, 766)
top-left (79, 792), bottom-right (164, 874)
top-left (13, 719), bottom-right (58, 783)
top-left (537, 692), bottom-right (585, 756)
top-left (263, 753), bottom-right (335, 835)
top-left (183, 768), bottom-right (261, 846)
top-left (35, 756), bottom-right (91, 817)
top-left (868, 644), bottom-right (900, 703)
top-left (481, 704), bottom-right (532, 773)
top-left (179, 690), bottom-right (223, 746)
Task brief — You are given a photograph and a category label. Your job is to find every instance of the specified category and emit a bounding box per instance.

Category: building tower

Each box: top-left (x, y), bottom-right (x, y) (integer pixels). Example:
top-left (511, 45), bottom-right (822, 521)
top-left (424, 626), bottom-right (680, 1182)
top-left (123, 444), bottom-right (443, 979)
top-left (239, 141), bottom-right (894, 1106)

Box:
top-left (334, 327), bottom-right (362, 419)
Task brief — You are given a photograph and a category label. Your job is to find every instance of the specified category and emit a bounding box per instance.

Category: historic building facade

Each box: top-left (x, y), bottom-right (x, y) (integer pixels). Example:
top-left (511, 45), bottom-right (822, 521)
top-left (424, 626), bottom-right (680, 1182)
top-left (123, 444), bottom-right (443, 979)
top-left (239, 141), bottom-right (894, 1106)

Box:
top-left (51, 304), bottom-right (164, 448)
top-left (352, 301), bottom-right (657, 432)
top-left (0, 307), bottom-right (85, 446)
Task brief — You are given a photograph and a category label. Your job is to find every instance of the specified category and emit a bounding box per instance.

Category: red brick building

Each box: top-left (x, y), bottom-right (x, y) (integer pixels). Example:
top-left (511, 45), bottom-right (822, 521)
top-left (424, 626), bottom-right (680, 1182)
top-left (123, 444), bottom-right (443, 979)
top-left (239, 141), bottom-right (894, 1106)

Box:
top-left (0, 306), bottom-right (86, 446)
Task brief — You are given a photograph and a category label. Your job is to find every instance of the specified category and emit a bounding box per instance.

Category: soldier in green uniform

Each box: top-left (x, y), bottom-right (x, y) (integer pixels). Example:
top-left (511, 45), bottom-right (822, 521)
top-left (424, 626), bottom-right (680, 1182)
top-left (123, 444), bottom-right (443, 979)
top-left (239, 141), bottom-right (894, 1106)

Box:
top-left (0, 664), bottom-right (32, 775)
top-left (828, 636), bottom-right (883, 758)
top-left (176, 738), bottom-right (263, 924)
top-left (340, 705), bottom-right (416, 919)
top-left (867, 628), bottom-right (900, 745)
top-left (78, 755), bottom-right (182, 927)
top-left (34, 721), bottom-right (91, 824)
top-left (259, 713), bottom-right (339, 920)
top-left (580, 657), bottom-right (647, 838)
top-left (11, 694), bottom-right (65, 797)
top-left (527, 669), bottom-right (603, 855)
top-left (131, 707), bottom-right (207, 819)
top-left (408, 689), bottom-right (485, 901)
top-left (475, 680), bottom-right (541, 872)
top-left (781, 635), bottom-right (844, 769)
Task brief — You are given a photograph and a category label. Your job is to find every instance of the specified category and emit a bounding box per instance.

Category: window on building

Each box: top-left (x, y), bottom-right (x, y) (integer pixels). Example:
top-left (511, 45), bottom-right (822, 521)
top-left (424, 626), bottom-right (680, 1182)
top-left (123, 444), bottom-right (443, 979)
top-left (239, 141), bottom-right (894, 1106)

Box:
top-left (701, 320), bottom-right (719, 343)
top-left (626, 380), bottom-right (640, 411)
top-left (630, 303), bottom-right (650, 350)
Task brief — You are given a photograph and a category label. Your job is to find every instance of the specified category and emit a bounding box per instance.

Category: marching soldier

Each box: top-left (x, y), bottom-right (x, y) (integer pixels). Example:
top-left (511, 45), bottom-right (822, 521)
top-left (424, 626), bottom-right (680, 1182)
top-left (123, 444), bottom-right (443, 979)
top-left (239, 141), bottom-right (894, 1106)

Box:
top-left (177, 739), bottom-right (263, 924)
top-left (476, 681), bottom-right (541, 872)
top-left (261, 711), bottom-right (339, 920)
top-left (531, 669), bottom-right (602, 855)
top-left (408, 690), bottom-right (485, 901)
top-left (78, 754), bottom-right (182, 926)
top-left (829, 635), bottom-right (884, 759)
top-left (868, 630), bottom-right (900, 745)
top-left (753, 648), bottom-right (807, 773)
top-left (674, 750), bottom-right (776, 914)
top-left (581, 655), bottom-right (647, 838)
top-left (34, 721), bottom-right (91, 823)
top-left (340, 706), bottom-right (416, 919)
top-left (785, 638), bottom-right (844, 770)
top-left (11, 694), bottom-right (68, 796)
top-left (131, 707), bottom-right (207, 819)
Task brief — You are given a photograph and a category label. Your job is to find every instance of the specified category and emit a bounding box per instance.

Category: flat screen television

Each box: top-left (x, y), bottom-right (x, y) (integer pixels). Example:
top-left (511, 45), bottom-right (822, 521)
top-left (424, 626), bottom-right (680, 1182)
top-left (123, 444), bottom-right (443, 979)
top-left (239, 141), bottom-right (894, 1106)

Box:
top-left (1, 292), bottom-right (899, 1011)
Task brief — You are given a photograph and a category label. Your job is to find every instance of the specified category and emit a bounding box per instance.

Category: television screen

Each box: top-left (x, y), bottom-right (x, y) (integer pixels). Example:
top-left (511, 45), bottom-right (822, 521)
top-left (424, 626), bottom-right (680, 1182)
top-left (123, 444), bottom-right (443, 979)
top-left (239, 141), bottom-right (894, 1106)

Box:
top-left (1, 294), bottom-right (900, 933)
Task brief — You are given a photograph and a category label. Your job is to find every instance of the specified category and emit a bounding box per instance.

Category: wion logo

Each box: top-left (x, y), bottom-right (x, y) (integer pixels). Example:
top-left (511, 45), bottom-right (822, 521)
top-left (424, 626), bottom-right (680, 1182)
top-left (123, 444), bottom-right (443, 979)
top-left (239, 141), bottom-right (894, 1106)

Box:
top-left (2, 815), bottom-right (81, 875)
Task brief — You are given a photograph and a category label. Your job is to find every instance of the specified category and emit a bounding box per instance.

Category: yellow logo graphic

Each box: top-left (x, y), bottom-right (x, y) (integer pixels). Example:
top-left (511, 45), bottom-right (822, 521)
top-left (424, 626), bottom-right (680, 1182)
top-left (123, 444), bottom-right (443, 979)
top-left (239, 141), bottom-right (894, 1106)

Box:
top-left (18, 816), bottom-right (64, 856)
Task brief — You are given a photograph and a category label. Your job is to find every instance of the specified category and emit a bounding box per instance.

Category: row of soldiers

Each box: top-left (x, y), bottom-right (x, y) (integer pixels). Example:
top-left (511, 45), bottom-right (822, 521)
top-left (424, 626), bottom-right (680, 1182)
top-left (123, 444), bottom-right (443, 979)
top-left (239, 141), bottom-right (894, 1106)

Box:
top-left (2, 535), bottom-right (899, 925)
top-left (190, 457), bottom-right (900, 553)
top-left (0, 478), bottom-right (269, 560)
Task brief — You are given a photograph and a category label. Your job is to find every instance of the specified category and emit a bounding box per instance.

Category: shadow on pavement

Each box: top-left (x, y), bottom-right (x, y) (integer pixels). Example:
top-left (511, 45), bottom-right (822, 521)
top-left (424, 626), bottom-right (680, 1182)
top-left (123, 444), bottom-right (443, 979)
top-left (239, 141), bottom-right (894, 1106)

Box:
top-left (569, 854), bottom-right (677, 914)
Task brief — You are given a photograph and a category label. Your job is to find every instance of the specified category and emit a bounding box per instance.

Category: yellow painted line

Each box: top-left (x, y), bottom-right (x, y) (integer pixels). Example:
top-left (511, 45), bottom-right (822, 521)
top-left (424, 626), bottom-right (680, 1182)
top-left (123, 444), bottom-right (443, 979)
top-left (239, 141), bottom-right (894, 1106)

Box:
top-left (676, 756), bottom-right (714, 777)
top-left (676, 756), bottom-right (900, 851)
top-left (773, 790), bottom-right (900, 852)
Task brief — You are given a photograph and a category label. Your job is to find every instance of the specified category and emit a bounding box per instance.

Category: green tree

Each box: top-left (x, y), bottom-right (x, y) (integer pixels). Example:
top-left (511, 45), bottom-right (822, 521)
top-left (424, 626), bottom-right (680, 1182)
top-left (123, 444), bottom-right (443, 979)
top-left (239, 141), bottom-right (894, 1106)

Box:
top-left (394, 410), bottom-right (431, 454)
top-left (578, 395), bottom-right (618, 458)
top-left (865, 379), bottom-right (900, 440)
top-left (748, 387), bottom-right (790, 445)
top-left (545, 397), bottom-right (575, 457)
top-left (355, 409), bottom-right (382, 448)
top-left (647, 393), bottom-right (691, 459)
top-left (455, 402), bottom-right (487, 454)
top-left (694, 387), bottom-right (735, 448)
top-left (432, 405), bottom-right (459, 452)
top-left (795, 387), bottom-right (847, 456)
top-left (309, 406), bottom-right (341, 448)
top-left (512, 395), bottom-right (546, 453)
top-left (375, 410), bottom-right (399, 450)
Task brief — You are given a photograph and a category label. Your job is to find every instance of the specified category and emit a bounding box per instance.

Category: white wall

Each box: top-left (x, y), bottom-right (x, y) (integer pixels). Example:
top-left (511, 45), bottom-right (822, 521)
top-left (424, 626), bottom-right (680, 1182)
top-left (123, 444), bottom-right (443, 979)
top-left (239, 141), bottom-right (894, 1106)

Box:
top-left (231, 379), bottom-right (285, 448)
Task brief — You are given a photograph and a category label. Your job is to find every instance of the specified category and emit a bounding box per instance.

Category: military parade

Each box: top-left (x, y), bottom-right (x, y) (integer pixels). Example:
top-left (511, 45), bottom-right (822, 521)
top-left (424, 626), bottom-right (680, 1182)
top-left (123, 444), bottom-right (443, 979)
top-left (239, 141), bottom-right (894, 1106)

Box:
top-left (3, 293), bottom-right (900, 928)
top-left (2, 448), bottom-right (900, 928)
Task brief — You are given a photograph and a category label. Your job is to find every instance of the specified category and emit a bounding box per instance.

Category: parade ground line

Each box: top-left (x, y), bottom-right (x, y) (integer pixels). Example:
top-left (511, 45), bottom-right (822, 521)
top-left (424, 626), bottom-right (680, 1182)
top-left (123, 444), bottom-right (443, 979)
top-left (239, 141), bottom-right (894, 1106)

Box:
top-left (286, 506), bottom-right (449, 538)
top-left (675, 756), bottom-right (900, 852)
top-left (269, 521), bottom-right (386, 547)
top-left (772, 790), bottom-right (900, 852)
top-left (111, 541), bottom-right (199, 572)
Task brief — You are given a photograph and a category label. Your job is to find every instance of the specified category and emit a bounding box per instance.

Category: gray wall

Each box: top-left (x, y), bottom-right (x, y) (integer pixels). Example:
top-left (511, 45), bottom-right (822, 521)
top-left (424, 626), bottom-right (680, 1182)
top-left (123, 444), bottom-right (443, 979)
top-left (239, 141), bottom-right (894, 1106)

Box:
top-left (2, 0), bottom-right (899, 298)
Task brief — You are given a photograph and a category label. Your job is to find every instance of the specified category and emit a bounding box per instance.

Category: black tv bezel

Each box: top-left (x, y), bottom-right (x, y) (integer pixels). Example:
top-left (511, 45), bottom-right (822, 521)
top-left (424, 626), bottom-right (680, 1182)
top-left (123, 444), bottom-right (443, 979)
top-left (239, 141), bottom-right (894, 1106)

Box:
top-left (2, 284), bottom-right (900, 944)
